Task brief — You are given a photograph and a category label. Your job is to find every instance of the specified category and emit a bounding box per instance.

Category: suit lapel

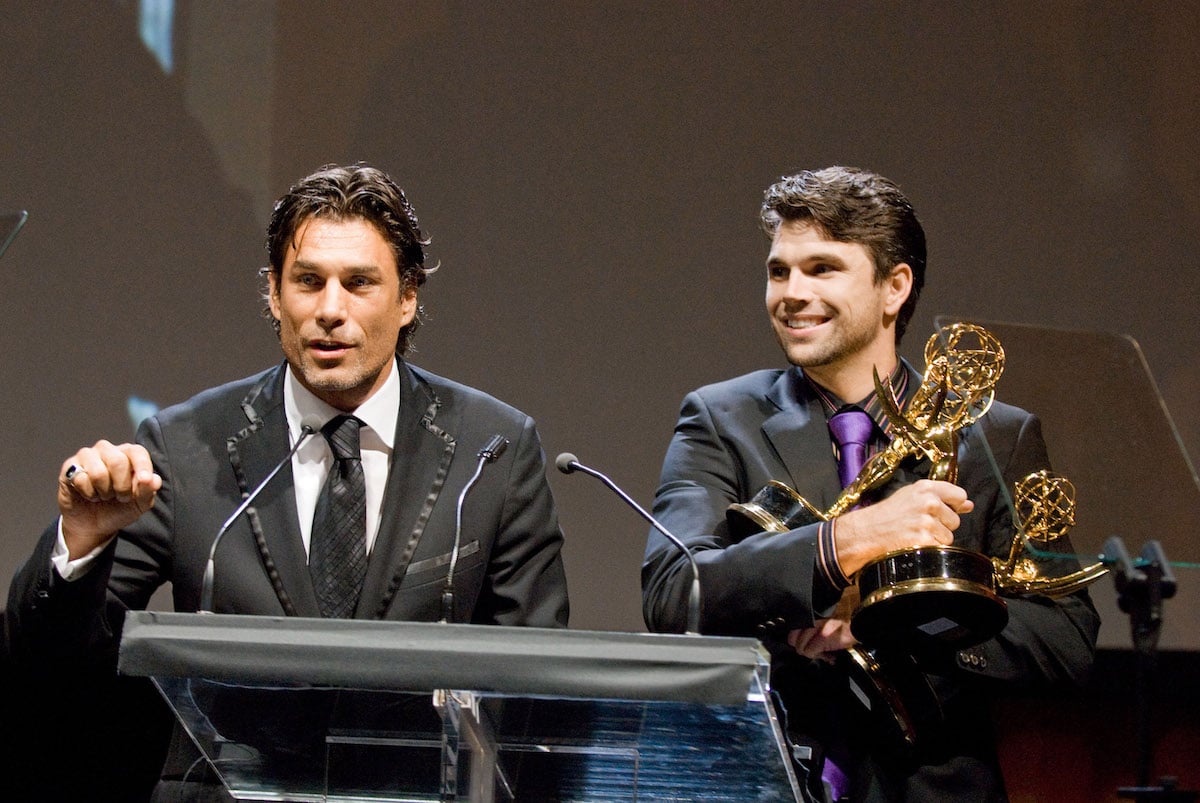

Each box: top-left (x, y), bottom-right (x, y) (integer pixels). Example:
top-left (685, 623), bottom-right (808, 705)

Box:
top-left (761, 369), bottom-right (842, 512)
top-left (228, 365), bottom-right (321, 617)
top-left (358, 362), bottom-right (456, 619)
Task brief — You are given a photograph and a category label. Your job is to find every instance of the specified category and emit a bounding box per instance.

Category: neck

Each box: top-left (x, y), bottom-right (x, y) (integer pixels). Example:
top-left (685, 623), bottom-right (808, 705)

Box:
top-left (803, 351), bottom-right (899, 404)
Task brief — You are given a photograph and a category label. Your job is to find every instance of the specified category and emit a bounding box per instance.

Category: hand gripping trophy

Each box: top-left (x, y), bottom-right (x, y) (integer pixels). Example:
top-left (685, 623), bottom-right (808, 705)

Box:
top-left (730, 322), bottom-right (1015, 648)
top-left (728, 322), bottom-right (1107, 749)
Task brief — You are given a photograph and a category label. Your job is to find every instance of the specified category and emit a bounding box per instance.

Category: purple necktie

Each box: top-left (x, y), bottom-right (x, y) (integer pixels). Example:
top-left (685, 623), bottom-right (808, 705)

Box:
top-left (829, 407), bottom-right (875, 489)
top-left (822, 407), bottom-right (874, 801)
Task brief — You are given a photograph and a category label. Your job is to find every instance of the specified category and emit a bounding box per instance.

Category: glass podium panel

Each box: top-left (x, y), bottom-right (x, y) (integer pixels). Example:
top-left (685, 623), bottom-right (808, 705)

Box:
top-left (443, 684), bottom-right (796, 801)
top-left (932, 316), bottom-right (1200, 650)
top-left (121, 613), bottom-right (802, 802)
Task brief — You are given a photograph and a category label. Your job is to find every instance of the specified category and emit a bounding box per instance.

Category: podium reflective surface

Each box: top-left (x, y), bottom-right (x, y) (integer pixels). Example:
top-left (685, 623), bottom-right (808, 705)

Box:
top-left (934, 317), bottom-right (1200, 651)
top-left (120, 613), bottom-right (802, 802)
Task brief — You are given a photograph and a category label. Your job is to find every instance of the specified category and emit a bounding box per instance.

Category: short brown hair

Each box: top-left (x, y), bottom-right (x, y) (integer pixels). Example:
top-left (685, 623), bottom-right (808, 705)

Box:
top-left (761, 166), bottom-right (925, 342)
top-left (264, 163), bottom-right (434, 355)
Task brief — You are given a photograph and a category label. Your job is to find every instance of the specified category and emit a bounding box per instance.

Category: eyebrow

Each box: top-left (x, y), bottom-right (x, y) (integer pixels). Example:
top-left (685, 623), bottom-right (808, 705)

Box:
top-left (288, 259), bottom-right (384, 273)
top-left (766, 251), bottom-right (848, 266)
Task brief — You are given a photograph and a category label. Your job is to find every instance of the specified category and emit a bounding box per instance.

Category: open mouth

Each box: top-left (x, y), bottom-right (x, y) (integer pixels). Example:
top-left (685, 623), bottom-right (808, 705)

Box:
top-left (782, 314), bottom-right (830, 332)
top-left (309, 340), bottom-right (353, 356)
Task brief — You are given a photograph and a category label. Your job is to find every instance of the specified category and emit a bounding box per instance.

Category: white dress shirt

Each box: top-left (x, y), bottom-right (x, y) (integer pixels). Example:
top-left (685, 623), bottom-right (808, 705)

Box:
top-left (53, 358), bottom-right (401, 578)
top-left (285, 359), bottom-right (398, 558)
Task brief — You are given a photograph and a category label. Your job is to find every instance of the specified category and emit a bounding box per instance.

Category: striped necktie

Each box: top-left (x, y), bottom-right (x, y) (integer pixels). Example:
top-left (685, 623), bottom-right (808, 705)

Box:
top-left (308, 415), bottom-right (368, 618)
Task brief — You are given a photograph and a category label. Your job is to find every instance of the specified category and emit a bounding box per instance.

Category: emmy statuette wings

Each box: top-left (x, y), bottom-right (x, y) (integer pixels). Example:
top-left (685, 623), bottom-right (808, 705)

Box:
top-left (728, 322), bottom-right (1107, 651)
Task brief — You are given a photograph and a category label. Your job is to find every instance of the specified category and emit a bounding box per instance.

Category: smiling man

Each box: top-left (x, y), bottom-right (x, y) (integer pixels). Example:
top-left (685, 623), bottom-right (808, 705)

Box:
top-left (641, 167), bottom-right (1098, 802)
top-left (7, 164), bottom-right (568, 798)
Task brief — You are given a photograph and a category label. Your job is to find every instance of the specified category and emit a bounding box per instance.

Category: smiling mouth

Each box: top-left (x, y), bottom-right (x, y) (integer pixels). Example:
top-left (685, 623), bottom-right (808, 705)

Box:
top-left (782, 316), bottom-right (829, 331)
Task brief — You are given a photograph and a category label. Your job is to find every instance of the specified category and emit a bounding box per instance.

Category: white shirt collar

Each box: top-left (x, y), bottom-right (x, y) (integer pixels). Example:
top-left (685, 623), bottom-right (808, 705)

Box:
top-left (282, 359), bottom-right (400, 449)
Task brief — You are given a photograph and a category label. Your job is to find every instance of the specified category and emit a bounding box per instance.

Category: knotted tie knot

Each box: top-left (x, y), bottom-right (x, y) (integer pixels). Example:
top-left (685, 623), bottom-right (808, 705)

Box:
top-left (310, 414), bottom-right (367, 619)
top-left (323, 415), bottom-right (362, 462)
top-left (828, 407), bottom-right (874, 489)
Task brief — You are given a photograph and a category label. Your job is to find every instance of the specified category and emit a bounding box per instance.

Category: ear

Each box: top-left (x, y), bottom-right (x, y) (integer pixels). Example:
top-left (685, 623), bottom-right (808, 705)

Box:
top-left (883, 263), bottom-right (913, 316)
top-left (267, 271), bottom-right (282, 322)
top-left (398, 285), bottom-right (418, 326)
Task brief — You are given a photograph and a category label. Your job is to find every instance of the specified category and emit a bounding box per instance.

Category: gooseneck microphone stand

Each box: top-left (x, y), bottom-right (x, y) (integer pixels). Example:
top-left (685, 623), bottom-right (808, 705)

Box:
top-left (1107, 537), bottom-right (1196, 802)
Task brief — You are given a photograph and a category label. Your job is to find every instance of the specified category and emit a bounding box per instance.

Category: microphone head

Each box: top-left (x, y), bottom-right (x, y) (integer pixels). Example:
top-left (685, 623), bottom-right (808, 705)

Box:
top-left (299, 414), bottom-right (325, 435)
top-left (480, 434), bottom-right (509, 462)
top-left (555, 452), bottom-right (579, 474)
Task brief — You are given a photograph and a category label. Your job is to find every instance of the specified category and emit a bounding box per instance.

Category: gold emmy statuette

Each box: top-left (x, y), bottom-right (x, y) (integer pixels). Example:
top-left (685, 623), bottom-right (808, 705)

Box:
top-left (994, 470), bottom-right (1108, 597)
top-left (729, 323), bottom-right (1013, 651)
top-left (841, 469), bottom-right (1108, 753)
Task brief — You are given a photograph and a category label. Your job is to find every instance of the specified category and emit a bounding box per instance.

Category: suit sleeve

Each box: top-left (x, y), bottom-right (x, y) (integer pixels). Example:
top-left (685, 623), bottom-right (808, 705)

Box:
top-left (953, 411), bottom-right (1100, 689)
top-left (642, 390), bottom-right (839, 636)
top-left (474, 414), bottom-right (569, 628)
top-left (5, 416), bottom-right (175, 667)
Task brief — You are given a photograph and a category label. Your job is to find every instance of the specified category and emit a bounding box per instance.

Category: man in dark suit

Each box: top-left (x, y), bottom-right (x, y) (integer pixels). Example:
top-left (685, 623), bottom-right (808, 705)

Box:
top-left (6, 164), bottom-right (568, 799)
top-left (642, 167), bottom-right (1098, 802)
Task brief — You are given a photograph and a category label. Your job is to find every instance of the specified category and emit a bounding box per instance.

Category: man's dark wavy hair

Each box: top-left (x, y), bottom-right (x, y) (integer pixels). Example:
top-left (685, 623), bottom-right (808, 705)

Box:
top-left (263, 163), bottom-right (434, 355)
top-left (760, 166), bottom-right (925, 342)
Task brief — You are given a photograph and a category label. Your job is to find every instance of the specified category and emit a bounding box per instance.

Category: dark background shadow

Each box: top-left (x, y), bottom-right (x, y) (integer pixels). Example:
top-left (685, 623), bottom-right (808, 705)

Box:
top-left (2, 2), bottom-right (1198, 797)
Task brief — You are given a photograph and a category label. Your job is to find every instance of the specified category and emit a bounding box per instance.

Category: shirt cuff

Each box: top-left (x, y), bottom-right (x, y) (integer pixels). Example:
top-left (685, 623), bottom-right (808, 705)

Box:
top-left (50, 517), bottom-right (113, 581)
top-left (816, 518), bottom-right (851, 590)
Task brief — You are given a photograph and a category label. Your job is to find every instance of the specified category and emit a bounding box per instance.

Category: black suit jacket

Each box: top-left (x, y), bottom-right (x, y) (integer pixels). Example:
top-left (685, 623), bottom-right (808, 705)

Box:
top-left (10, 360), bottom-right (568, 658)
top-left (642, 366), bottom-right (1099, 802)
top-left (5, 360), bottom-right (569, 800)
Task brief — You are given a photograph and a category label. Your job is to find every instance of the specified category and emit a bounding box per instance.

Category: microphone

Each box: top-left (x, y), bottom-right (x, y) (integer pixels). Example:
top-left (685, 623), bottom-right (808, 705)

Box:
top-left (556, 452), bottom-right (702, 635)
top-left (442, 434), bottom-right (509, 623)
top-left (199, 415), bottom-right (322, 613)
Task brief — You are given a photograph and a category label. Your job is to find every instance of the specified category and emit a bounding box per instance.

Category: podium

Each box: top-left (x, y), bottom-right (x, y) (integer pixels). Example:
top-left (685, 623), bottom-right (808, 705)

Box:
top-left (119, 612), bottom-right (802, 801)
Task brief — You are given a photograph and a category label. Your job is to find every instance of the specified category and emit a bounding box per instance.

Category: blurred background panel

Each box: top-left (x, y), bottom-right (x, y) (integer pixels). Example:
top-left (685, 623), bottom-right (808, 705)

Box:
top-left (1, 0), bottom-right (1197, 649)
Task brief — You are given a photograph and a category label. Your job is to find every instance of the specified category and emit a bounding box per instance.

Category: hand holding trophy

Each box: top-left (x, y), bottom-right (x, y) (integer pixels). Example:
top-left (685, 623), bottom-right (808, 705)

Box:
top-left (730, 322), bottom-right (1105, 653)
top-left (727, 322), bottom-right (1108, 752)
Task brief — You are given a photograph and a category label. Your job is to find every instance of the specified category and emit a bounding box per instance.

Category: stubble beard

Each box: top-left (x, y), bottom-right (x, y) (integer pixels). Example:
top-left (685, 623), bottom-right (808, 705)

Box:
top-left (774, 315), bottom-right (881, 377)
top-left (290, 347), bottom-right (383, 410)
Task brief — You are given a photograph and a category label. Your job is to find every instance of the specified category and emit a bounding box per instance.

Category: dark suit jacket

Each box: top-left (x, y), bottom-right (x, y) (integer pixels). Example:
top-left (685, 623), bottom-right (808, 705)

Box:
top-left (5, 360), bottom-right (568, 800)
top-left (642, 366), bottom-right (1099, 802)
top-left (10, 359), bottom-right (567, 652)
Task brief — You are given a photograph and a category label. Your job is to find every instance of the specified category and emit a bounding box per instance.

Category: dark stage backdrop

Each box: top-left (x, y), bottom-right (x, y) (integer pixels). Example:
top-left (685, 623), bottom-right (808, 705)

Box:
top-left (2, 1), bottom-right (1199, 652)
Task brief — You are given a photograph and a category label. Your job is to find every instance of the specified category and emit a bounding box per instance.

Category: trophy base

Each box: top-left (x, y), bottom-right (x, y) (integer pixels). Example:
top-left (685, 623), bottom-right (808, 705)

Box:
top-left (852, 546), bottom-right (1008, 651)
top-left (842, 645), bottom-right (943, 754)
top-left (726, 480), bottom-right (823, 539)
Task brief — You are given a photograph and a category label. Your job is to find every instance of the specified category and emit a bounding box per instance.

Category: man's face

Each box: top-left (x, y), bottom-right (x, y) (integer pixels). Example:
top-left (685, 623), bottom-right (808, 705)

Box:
top-left (269, 216), bottom-right (416, 411)
top-left (765, 220), bottom-right (910, 391)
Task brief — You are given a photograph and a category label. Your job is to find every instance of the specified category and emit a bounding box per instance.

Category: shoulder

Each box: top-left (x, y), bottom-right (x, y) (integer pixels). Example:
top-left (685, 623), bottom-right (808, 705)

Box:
top-left (690, 368), bottom-right (786, 401)
top-left (966, 397), bottom-right (1046, 468)
top-left (681, 369), bottom-right (789, 415)
top-left (406, 362), bottom-right (531, 429)
top-left (149, 366), bottom-right (279, 432)
top-left (976, 398), bottom-right (1039, 436)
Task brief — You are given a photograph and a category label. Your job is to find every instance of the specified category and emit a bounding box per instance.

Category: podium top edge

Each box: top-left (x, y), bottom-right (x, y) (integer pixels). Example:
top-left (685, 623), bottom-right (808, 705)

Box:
top-left (122, 611), bottom-right (762, 658)
top-left (118, 612), bottom-right (768, 705)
